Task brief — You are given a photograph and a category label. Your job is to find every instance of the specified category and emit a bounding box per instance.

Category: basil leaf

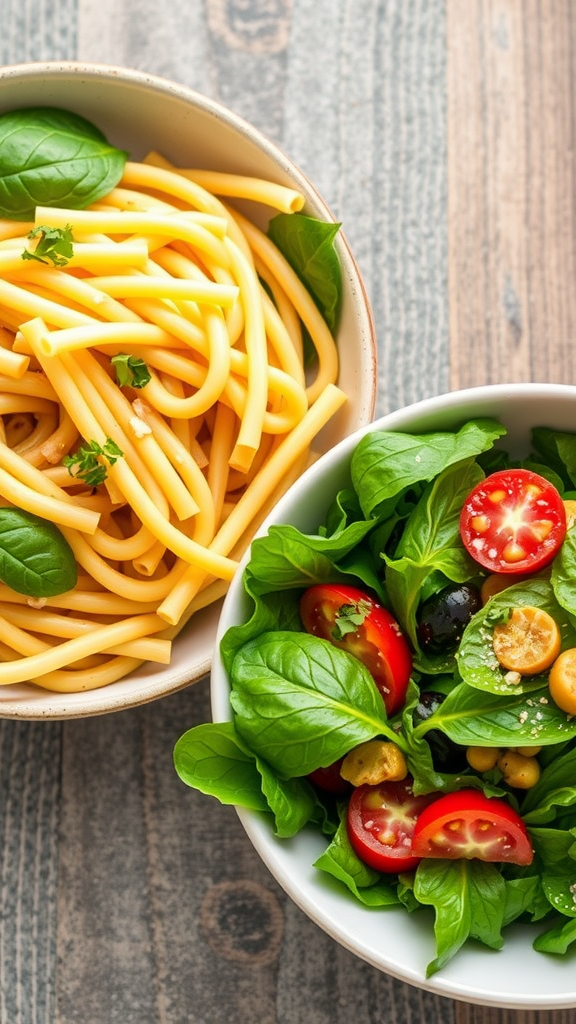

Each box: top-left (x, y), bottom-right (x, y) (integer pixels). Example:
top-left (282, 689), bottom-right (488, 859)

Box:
top-left (229, 630), bottom-right (399, 776)
top-left (267, 214), bottom-right (342, 330)
top-left (0, 507), bottom-right (77, 597)
top-left (0, 106), bottom-right (128, 220)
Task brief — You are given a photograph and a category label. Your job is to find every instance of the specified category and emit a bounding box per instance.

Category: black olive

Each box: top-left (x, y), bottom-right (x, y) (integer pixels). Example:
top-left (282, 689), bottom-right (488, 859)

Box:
top-left (412, 689), bottom-right (467, 773)
top-left (413, 689), bottom-right (446, 721)
top-left (417, 582), bottom-right (482, 654)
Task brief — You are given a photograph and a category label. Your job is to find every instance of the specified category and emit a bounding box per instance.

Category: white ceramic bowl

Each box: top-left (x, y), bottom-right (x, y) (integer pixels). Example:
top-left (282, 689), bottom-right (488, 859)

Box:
top-left (211, 383), bottom-right (576, 1009)
top-left (0, 61), bottom-right (376, 719)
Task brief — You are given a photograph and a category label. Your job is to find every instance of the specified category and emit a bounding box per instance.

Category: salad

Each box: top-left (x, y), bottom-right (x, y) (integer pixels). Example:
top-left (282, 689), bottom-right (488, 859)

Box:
top-left (174, 417), bottom-right (576, 976)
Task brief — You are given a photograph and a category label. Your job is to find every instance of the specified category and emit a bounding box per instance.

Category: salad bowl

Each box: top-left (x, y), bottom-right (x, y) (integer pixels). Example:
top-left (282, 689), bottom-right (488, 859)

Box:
top-left (198, 382), bottom-right (576, 1009)
top-left (0, 61), bottom-right (376, 719)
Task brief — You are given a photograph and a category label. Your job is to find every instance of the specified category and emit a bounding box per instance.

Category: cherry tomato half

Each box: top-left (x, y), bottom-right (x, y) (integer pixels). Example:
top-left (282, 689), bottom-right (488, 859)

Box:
top-left (411, 788), bottom-right (533, 866)
top-left (460, 468), bottom-right (566, 575)
top-left (347, 778), bottom-right (435, 873)
top-left (299, 584), bottom-right (412, 716)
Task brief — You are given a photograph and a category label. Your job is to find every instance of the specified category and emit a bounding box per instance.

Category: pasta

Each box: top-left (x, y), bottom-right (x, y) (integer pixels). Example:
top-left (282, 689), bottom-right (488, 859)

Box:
top-left (0, 158), bottom-right (346, 692)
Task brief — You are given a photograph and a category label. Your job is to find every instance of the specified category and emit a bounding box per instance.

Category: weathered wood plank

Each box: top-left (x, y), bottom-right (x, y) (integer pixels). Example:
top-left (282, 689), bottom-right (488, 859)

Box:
top-left (456, 1010), bottom-right (576, 1024)
top-left (0, 0), bottom-right (77, 63)
top-left (0, 720), bottom-right (61, 1024)
top-left (447, 0), bottom-right (576, 389)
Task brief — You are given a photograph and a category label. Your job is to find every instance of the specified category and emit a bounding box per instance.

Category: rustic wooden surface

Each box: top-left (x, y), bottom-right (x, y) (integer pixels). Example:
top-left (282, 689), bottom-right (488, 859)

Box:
top-left (0, 1), bottom-right (575, 1022)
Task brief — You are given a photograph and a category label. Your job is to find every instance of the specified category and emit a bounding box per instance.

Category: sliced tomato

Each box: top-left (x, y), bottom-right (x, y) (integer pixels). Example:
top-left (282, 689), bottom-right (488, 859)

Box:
top-left (411, 788), bottom-right (533, 865)
top-left (346, 778), bottom-right (435, 873)
top-left (460, 468), bottom-right (566, 575)
top-left (299, 584), bottom-right (412, 715)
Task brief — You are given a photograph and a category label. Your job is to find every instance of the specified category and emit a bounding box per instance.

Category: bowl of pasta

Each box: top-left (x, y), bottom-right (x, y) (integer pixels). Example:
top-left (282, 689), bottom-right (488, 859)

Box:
top-left (0, 61), bottom-right (376, 718)
top-left (175, 382), bottom-right (576, 1009)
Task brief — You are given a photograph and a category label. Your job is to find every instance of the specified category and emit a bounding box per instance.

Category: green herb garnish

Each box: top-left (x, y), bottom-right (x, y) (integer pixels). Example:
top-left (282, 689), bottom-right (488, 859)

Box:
top-left (22, 224), bottom-right (75, 267)
top-left (111, 353), bottom-right (151, 389)
top-left (332, 600), bottom-right (371, 640)
top-left (63, 437), bottom-right (123, 487)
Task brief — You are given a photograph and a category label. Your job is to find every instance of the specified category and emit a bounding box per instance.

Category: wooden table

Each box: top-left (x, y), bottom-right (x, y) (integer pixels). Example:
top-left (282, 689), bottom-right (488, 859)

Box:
top-left (1, 1), bottom-right (575, 1022)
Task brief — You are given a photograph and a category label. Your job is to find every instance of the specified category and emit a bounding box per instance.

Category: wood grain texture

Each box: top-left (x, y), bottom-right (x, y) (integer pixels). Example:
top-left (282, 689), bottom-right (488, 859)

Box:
top-left (456, 1010), bottom-right (576, 1024)
top-left (447, 0), bottom-right (576, 388)
top-left (1, 0), bottom-right (573, 1022)
top-left (0, 0), bottom-right (77, 63)
top-left (0, 721), bottom-right (60, 1024)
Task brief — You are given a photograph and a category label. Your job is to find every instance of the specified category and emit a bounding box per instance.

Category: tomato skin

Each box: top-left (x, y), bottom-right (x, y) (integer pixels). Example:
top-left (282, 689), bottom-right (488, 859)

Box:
top-left (299, 584), bottom-right (412, 715)
top-left (460, 468), bottom-right (566, 575)
top-left (411, 788), bottom-right (534, 866)
top-left (346, 779), bottom-right (436, 873)
top-left (307, 758), bottom-right (351, 795)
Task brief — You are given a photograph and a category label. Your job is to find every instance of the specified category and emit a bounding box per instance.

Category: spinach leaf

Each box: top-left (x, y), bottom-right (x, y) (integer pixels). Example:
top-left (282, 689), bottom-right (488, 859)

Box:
top-left (502, 876), bottom-right (543, 927)
top-left (174, 722), bottom-right (271, 812)
top-left (413, 858), bottom-right (505, 976)
top-left (314, 807), bottom-right (400, 906)
top-left (531, 427), bottom-right (576, 489)
top-left (414, 680), bottom-right (576, 749)
top-left (551, 528), bottom-right (576, 615)
top-left (521, 746), bottom-right (576, 823)
top-left (173, 721), bottom-right (320, 838)
top-left (350, 418), bottom-right (506, 520)
top-left (0, 507), bottom-right (77, 597)
top-left (229, 630), bottom-right (401, 777)
top-left (384, 459), bottom-right (484, 663)
top-left (533, 915), bottom-right (576, 954)
top-left (400, 680), bottom-right (457, 794)
top-left (0, 106), bottom-right (128, 220)
top-left (245, 520), bottom-right (383, 598)
top-left (267, 214), bottom-right (342, 331)
top-left (530, 827), bottom-right (576, 923)
top-left (457, 578), bottom-right (576, 694)
top-left (220, 587), bottom-right (301, 675)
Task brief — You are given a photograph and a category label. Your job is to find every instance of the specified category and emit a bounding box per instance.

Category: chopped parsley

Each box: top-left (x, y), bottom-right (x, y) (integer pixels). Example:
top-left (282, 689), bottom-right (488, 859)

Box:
top-left (21, 224), bottom-right (75, 267)
top-left (63, 437), bottom-right (123, 487)
top-left (111, 353), bottom-right (151, 389)
top-left (332, 599), bottom-right (371, 640)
